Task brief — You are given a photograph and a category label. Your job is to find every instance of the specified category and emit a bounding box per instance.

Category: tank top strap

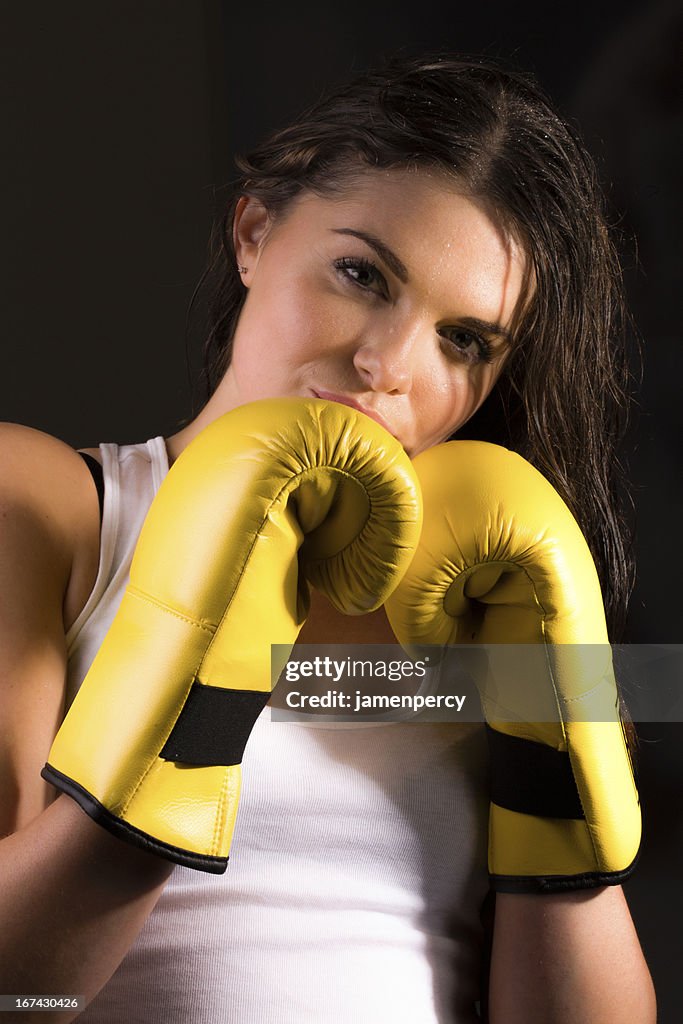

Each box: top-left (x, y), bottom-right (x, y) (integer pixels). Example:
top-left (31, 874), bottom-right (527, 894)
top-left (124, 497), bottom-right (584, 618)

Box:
top-left (64, 435), bottom-right (169, 708)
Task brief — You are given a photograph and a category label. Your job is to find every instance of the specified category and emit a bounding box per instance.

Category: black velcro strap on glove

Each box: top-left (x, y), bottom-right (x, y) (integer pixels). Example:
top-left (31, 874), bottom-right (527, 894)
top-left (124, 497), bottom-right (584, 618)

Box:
top-left (160, 682), bottom-right (271, 767)
top-left (485, 724), bottom-right (585, 819)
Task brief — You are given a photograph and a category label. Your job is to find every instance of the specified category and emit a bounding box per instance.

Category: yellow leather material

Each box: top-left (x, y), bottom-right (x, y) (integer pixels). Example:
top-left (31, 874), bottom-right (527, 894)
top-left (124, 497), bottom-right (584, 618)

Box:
top-left (45, 398), bottom-right (422, 870)
top-left (124, 761), bottom-right (242, 860)
top-left (489, 807), bottom-right (599, 877)
top-left (385, 441), bottom-right (641, 891)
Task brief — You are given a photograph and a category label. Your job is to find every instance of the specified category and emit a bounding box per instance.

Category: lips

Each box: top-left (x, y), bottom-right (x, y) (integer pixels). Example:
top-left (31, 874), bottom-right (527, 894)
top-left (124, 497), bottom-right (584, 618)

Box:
top-left (311, 389), bottom-right (397, 439)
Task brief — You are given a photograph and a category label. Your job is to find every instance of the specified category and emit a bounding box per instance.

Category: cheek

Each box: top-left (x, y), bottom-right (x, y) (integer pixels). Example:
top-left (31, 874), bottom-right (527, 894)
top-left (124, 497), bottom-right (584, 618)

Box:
top-left (408, 380), bottom-right (465, 455)
top-left (249, 270), bottom-right (359, 360)
top-left (417, 366), bottom-right (501, 447)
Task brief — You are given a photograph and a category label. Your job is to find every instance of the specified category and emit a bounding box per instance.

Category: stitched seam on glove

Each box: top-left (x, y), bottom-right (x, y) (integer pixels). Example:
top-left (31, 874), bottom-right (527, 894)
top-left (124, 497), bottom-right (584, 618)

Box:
top-left (559, 671), bottom-right (614, 705)
top-left (539, 618), bottom-right (568, 745)
top-left (127, 586), bottom-right (217, 634)
top-left (212, 765), bottom-right (233, 856)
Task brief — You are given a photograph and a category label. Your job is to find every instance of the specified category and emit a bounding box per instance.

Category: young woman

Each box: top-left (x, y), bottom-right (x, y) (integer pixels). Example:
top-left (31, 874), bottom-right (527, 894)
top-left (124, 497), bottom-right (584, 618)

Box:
top-left (0, 53), bottom-right (655, 1022)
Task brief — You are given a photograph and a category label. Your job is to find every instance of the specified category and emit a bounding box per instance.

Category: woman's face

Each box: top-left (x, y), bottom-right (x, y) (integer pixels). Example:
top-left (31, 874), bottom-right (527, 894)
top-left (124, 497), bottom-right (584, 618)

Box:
top-left (225, 168), bottom-right (527, 457)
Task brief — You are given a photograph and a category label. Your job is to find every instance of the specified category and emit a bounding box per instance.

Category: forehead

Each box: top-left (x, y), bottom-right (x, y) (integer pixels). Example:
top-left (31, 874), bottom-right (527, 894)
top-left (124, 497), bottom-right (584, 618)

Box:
top-left (283, 169), bottom-right (523, 266)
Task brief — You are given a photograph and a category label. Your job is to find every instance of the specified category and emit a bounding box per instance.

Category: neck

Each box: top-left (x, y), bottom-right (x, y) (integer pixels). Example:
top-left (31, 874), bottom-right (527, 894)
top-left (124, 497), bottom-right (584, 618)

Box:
top-left (165, 374), bottom-right (240, 466)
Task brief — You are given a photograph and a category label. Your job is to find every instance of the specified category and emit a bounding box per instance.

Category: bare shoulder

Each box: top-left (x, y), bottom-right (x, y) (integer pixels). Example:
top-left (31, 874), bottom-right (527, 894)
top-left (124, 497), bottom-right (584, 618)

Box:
top-left (0, 423), bottom-right (103, 832)
top-left (0, 423), bottom-right (102, 633)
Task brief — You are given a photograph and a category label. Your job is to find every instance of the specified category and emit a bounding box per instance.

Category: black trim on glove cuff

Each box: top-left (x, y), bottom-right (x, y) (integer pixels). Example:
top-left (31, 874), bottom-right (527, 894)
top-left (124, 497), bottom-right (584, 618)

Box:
top-left (40, 763), bottom-right (229, 873)
top-left (490, 845), bottom-right (641, 894)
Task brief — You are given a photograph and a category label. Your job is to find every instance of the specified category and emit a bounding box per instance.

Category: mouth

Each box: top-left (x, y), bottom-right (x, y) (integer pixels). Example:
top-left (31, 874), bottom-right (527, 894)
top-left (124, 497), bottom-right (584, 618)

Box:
top-left (311, 389), bottom-right (398, 440)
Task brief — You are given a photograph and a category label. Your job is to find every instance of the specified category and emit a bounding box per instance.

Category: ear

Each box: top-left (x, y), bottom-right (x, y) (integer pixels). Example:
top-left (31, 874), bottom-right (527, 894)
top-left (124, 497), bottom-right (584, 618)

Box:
top-left (232, 197), bottom-right (272, 286)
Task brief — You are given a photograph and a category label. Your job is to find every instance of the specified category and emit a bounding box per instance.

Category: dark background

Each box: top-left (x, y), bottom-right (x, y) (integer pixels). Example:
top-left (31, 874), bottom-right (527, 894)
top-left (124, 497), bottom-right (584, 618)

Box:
top-left (3, 1), bottom-right (681, 1018)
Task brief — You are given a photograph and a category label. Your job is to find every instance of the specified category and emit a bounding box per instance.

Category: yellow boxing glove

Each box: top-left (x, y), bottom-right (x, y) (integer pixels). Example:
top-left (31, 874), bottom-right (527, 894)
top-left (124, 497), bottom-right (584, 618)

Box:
top-left (43, 398), bottom-right (422, 872)
top-left (385, 441), bottom-right (641, 893)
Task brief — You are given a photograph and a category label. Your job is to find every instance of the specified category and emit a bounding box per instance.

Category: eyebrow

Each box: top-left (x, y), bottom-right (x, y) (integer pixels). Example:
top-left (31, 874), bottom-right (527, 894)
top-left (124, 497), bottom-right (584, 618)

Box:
top-left (330, 227), bottom-right (513, 345)
top-left (458, 316), bottom-right (513, 346)
top-left (330, 228), bottom-right (410, 284)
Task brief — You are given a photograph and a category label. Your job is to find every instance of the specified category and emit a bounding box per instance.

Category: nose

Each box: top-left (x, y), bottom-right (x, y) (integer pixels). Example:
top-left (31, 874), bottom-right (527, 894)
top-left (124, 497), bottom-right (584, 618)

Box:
top-left (352, 327), bottom-right (420, 395)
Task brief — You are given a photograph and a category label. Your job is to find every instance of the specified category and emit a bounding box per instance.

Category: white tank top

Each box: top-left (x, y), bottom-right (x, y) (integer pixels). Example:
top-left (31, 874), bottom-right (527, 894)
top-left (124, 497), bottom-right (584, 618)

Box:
top-left (66, 437), bottom-right (491, 1023)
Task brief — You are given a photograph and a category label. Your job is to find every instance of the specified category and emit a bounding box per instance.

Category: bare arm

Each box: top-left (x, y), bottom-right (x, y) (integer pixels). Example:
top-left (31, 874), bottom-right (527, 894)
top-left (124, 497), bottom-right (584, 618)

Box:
top-left (0, 425), bottom-right (173, 1022)
top-left (488, 887), bottom-right (656, 1023)
top-left (0, 797), bottom-right (173, 1023)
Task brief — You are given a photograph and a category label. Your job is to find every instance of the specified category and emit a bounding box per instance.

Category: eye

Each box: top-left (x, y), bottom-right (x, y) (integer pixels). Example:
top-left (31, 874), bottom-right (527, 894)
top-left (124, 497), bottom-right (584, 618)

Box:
top-left (334, 256), bottom-right (387, 295)
top-left (438, 328), bottom-right (494, 365)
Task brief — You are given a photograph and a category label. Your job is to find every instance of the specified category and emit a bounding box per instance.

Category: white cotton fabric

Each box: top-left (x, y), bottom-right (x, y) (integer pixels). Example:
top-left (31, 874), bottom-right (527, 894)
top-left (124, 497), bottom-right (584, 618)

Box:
top-left (65, 437), bottom-right (491, 1024)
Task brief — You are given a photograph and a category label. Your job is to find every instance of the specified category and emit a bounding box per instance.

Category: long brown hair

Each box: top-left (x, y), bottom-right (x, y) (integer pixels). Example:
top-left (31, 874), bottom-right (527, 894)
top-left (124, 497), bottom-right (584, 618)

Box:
top-left (187, 51), bottom-right (637, 647)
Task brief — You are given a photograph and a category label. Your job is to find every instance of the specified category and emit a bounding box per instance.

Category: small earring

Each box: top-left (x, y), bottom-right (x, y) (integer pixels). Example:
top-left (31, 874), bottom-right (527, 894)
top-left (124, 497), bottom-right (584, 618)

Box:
top-left (238, 265), bottom-right (248, 275)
